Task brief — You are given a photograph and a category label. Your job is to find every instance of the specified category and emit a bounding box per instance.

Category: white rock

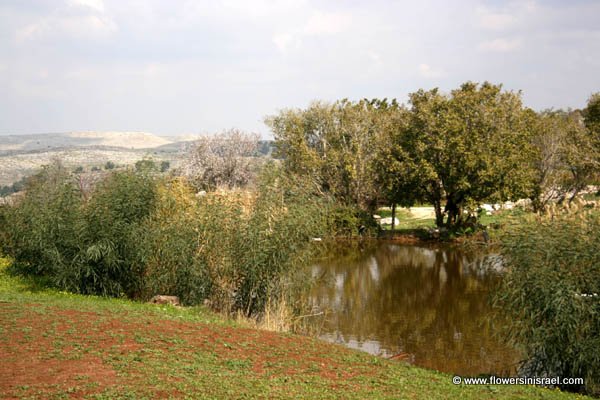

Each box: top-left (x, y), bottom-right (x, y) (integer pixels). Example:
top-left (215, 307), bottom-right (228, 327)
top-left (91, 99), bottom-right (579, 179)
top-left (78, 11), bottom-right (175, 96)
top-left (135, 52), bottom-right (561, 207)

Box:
top-left (380, 217), bottom-right (400, 226)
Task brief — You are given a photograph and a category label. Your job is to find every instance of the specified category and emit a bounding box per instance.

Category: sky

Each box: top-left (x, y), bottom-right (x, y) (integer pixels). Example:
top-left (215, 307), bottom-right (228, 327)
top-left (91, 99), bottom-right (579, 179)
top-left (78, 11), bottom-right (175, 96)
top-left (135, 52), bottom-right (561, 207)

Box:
top-left (0, 0), bottom-right (599, 137)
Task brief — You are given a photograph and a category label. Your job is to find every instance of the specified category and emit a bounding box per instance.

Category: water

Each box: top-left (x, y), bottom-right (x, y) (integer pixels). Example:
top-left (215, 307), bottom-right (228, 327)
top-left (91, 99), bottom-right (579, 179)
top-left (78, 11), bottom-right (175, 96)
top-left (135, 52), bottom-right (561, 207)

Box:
top-left (305, 241), bottom-right (519, 376)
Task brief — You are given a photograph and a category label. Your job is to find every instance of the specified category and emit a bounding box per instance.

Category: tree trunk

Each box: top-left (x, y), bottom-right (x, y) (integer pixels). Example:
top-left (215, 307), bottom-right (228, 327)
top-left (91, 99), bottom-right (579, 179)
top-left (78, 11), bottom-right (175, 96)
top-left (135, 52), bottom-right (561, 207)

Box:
top-left (445, 198), bottom-right (460, 228)
top-left (433, 199), bottom-right (444, 227)
top-left (391, 203), bottom-right (396, 231)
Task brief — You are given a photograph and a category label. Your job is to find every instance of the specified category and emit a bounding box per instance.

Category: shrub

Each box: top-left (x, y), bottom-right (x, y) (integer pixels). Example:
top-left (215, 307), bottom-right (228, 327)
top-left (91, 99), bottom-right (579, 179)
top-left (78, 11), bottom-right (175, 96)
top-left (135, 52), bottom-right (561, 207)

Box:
top-left (64, 170), bottom-right (158, 297)
top-left (136, 178), bottom-right (211, 305)
top-left (227, 164), bottom-right (329, 315)
top-left (495, 211), bottom-right (600, 395)
top-left (1, 161), bottom-right (335, 317)
top-left (178, 163), bottom-right (330, 315)
top-left (1, 162), bottom-right (81, 277)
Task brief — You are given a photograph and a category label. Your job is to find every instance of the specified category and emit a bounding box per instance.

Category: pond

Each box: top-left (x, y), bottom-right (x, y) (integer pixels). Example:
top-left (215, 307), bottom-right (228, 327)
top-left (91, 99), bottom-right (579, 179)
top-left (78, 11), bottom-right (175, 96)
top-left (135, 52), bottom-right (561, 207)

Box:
top-left (305, 241), bottom-right (519, 376)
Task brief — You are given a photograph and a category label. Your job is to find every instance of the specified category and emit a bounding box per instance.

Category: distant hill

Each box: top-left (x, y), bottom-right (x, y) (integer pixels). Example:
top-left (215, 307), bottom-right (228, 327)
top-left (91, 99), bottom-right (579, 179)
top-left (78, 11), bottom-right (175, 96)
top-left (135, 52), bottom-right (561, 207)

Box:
top-left (0, 132), bottom-right (274, 188)
top-left (0, 132), bottom-right (195, 153)
top-left (0, 132), bottom-right (203, 187)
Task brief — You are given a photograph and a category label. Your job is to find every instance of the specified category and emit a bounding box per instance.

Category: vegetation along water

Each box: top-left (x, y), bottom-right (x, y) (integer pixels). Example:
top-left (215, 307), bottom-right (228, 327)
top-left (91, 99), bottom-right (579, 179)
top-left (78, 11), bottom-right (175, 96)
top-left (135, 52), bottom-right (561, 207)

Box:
top-left (0, 83), bottom-right (599, 397)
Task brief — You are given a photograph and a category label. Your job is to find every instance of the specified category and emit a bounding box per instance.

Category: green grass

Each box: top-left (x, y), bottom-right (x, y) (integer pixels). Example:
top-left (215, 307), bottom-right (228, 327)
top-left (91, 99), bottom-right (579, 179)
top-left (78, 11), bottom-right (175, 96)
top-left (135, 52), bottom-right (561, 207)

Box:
top-left (0, 256), bottom-right (591, 399)
top-left (377, 207), bottom-right (437, 231)
top-left (582, 192), bottom-right (600, 201)
top-left (376, 206), bottom-right (529, 235)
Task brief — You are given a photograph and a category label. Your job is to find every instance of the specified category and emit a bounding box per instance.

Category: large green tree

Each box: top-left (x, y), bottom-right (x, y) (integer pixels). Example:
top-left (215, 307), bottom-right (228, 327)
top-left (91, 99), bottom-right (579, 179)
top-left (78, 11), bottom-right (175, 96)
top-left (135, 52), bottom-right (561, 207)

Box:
top-left (266, 100), bottom-right (386, 211)
top-left (389, 82), bottom-right (535, 227)
top-left (583, 92), bottom-right (600, 137)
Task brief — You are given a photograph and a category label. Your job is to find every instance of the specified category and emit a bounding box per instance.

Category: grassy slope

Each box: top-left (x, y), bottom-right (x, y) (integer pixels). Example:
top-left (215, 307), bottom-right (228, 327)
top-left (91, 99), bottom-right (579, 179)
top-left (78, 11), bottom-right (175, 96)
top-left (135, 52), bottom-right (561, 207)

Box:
top-left (0, 263), bottom-right (589, 400)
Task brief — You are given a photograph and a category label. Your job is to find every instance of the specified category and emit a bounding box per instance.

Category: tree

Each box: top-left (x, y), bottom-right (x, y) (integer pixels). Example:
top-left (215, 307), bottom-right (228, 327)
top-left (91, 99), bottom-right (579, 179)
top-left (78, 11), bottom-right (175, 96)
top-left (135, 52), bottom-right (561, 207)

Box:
top-left (104, 161), bottom-right (115, 170)
top-left (582, 93), bottom-right (600, 186)
top-left (388, 82), bottom-right (535, 228)
top-left (582, 92), bottom-right (600, 137)
top-left (528, 110), bottom-right (570, 211)
top-left (135, 159), bottom-right (157, 172)
top-left (181, 129), bottom-right (259, 191)
top-left (557, 110), bottom-right (599, 202)
top-left (266, 99), bottom-right (386, 211)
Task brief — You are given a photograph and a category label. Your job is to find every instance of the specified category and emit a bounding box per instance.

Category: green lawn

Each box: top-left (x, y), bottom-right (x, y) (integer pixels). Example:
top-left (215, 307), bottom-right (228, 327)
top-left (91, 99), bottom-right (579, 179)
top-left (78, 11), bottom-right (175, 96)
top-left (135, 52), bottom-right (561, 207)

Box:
top-left (0, 258), bottom-right (590, 399)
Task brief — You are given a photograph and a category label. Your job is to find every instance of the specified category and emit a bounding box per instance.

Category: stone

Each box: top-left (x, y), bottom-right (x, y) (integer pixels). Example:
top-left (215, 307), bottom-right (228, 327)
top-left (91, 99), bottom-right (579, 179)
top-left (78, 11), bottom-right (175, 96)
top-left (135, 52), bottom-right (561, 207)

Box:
top-left (149, 295), bottom-right (180, 306)
top-left (379, 217), bottom-right (400, 226)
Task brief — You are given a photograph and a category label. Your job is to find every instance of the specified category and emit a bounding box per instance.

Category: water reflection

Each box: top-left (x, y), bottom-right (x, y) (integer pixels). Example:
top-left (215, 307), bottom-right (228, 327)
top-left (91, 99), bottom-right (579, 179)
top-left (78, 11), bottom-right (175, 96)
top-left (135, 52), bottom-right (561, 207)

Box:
top-left (307, 242), bottom-right (519, 376)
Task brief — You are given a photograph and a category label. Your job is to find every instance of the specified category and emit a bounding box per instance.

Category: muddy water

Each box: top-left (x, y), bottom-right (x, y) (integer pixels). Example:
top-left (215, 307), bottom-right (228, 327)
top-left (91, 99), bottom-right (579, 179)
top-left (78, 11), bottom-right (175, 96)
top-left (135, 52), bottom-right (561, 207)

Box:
top-left (306, 242), bottom-right (519, 376)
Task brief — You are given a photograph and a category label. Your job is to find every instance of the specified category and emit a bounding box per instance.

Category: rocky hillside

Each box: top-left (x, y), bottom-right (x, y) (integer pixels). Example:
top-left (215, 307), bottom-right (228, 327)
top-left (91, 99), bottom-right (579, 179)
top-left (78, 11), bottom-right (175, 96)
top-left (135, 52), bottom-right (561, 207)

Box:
top-left (0, 132), bottom-right (199, 186)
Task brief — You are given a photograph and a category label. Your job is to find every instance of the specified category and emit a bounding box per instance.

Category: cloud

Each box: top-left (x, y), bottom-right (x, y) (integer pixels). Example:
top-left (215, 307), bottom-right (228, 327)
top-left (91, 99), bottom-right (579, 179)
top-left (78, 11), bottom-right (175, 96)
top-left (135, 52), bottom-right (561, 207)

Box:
top-left (303, 11), bottom-right (351, 35)
top-left (271, 10), bottom-right (352, 53)
top-left (16, 14), bottom-right (117, 42)
top-left (15, 0), bottom-right (116, 42)
top-left (477, 10), bottom-right (516, 30)
top-left (272, 32), bottom-right (300, 53)
top-left (418, 63), bottom-right (444, 79)
top-left (479, 38), bottom-right (521, 52)
top-left (1, 0), bottom-right (599, 135)
top-left (68, 0), bottom-right (105, 13)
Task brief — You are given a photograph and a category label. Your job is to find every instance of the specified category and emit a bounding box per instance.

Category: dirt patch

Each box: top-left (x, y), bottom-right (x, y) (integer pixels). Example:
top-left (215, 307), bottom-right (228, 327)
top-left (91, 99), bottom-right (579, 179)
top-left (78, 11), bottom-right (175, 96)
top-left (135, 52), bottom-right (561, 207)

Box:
top-left (406, 207), bottom-right (435, 220)
top-left (0, 302), bottom-right (371, 398)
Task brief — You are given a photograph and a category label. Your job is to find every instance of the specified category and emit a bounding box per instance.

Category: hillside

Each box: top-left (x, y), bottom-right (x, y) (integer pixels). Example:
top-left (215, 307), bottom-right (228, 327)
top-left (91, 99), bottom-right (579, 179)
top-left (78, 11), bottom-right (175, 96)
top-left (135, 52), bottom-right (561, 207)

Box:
top-left (0, 262), bottom-right (588, 400)
top-left (0, 132), bottom-right (199, 187)
top-left (0, 131), bottom-right (195, 153)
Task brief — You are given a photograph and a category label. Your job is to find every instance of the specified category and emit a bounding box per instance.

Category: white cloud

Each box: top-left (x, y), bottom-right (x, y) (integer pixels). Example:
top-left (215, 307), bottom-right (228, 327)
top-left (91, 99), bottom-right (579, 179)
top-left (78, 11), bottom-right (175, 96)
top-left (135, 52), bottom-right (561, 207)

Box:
top-left (1, 0), bottom-right (599, 135)
top-left (16, 14), bottom-right (117, 42)
top-left (477, 10), bottom-right (516, 31)
top-left (14, 0), bottom-right (115, 42)
top-left (272, 32), bottom-right (300, 53)
top-left (303, 11), bottom-right (351, 35)
top-left (479, 38), bottom-right (521, 52)
top-left (418, 63), bottom-right (444, 79)
top-left (68, 0), bottom-right (105, 13)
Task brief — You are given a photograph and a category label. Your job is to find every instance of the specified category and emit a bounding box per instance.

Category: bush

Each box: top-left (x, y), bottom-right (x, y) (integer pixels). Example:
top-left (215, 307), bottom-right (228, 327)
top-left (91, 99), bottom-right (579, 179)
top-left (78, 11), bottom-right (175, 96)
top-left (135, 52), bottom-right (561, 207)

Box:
top-left (1, 162), bottom-right (81, 277)
top-left (1, 162), bottom-right (336, 317)
top-left (226, 164), bottom-right (329, 315)
top-left (65, 170), bottom-right (157, 297)
top-left (138, 164), bottom-right (331, 313)
top-left (136, 178), bottom-right (211, 305)
top-left (495, 211), bottom-right (600, 395)
top-left (1, 164), bottom-right (158, 298)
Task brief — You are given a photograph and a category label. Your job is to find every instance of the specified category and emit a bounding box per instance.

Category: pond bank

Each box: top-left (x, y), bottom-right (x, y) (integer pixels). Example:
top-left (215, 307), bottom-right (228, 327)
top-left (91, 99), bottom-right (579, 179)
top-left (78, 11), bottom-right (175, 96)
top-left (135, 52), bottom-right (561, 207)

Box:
top-left (0, 266), bottom-right (587, 399)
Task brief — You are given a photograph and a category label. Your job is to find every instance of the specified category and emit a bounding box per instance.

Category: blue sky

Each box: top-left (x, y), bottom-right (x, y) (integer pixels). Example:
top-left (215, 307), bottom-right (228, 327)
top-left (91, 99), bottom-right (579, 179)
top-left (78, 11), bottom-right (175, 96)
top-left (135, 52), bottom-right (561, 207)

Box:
top-left (0, 0), bottom-right (599, 137)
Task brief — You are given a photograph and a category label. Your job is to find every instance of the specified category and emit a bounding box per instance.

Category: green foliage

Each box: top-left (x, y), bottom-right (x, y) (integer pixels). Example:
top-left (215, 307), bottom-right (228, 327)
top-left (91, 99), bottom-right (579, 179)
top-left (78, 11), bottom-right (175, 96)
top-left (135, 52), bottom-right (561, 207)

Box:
top-left (393, 82), bottom-right (535, 227)
top-left (135, 158), bottom-right (157, 173)
top-left (267, 83), bottom-right (541, 230)
top-left (104, 161), bottom-right (116, 170)
top-left (1, 161), bottom-right (334, 315)
top-left (583, 92), bottom-right (600, 137)
top-left (160, 160), bottom-right (170, 172)
top-left (0, 175), bottom-right (29, 197)
top-left (136, 178), bottom-right (211, 305)
top-left (194, 163), bottom-right (331, 315)
top-left (1, 163), bottom-right (158, 298)
top-left (496, 211), bottom-right (600, 395)
top-left (1, 161), bottom-right (81, 277)
top-left (266, 99), bottom-right (393, 211)
top-left (64, 170), bottom-right (158, 297)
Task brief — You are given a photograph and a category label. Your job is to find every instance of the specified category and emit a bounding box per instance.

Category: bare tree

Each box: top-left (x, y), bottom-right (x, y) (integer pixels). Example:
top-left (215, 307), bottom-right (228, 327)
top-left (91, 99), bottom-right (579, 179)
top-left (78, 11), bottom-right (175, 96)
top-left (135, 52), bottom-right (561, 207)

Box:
top-left (181, 129), bottom-right (260, 191)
